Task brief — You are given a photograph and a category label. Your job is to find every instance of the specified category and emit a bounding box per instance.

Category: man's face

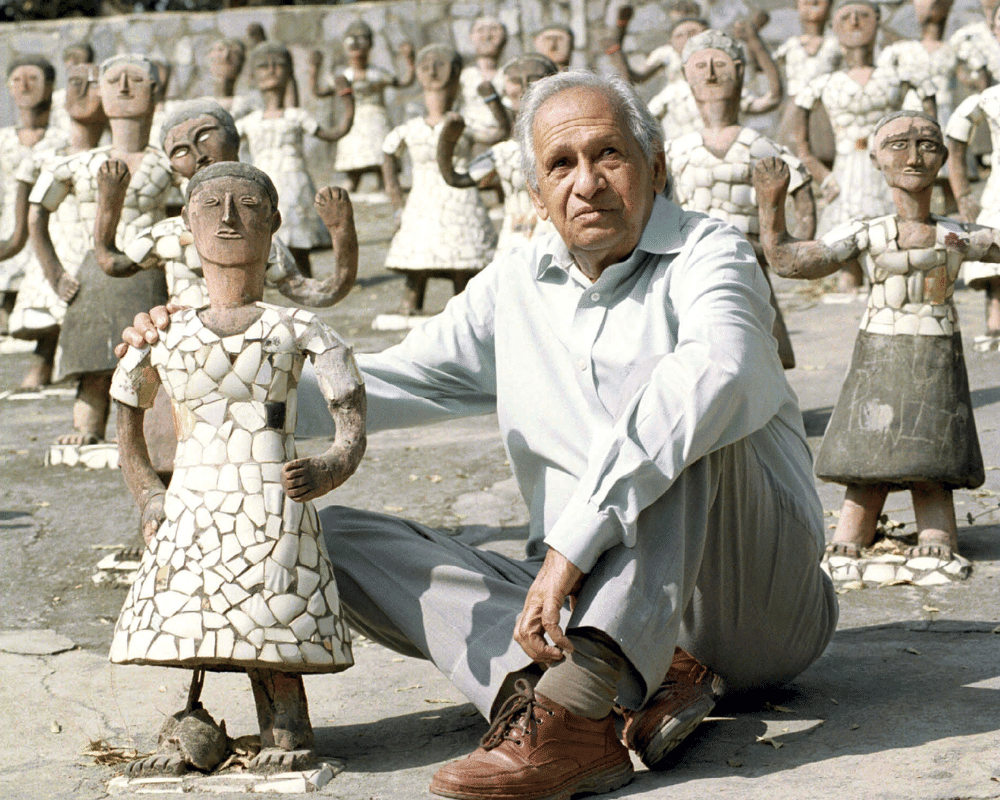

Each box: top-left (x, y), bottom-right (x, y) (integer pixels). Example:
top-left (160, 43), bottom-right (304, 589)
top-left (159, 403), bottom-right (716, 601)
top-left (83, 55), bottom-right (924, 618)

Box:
top-left (208, 41), bottom-right (244, 82)
top-left (533, 29), bottom-right (573, 67)
top-left (253, 54), bottom-right (290, 92)
top-left (671, 20), bottom-right (710, 55)
top-left (831, 4), bottom-right (879, 48)
top-left (8, 65), bottom-right (51, 111)
top-left (503, 59), bottom-right (553, 112)
top-left (471, 18), bottom-right (507, 58)
top-left (64, 64), bottom-right (104, 124)
top-left (165, 114), bottom-right (238, 179)
top-left (100, 61), bottom-right (156, 120)
top-left (416, 51), bottom-right (456, 91)
top-left (529, 87), bottom-right (666, 271)
top-left (684, 47), bottom-right (743, 102)
top-left (871, 116), bottom-right (947, 192)
top-left (797, 0), bottom-right (831, 24)
top-left (184, 176), bottom-right (279, 268)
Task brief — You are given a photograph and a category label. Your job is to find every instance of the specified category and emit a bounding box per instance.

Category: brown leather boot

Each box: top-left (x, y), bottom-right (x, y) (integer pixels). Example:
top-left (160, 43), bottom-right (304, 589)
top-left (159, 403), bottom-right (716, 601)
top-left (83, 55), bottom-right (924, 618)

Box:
top-left (620, 647), bottom-right (725, 770)
top-left (430, 679), bottom-right (633, 800)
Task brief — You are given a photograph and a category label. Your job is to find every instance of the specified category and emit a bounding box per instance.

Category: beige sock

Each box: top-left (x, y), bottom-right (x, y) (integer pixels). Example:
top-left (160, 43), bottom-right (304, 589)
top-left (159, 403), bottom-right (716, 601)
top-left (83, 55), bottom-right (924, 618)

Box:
top-left (535, 630), bottom-right (626, 720)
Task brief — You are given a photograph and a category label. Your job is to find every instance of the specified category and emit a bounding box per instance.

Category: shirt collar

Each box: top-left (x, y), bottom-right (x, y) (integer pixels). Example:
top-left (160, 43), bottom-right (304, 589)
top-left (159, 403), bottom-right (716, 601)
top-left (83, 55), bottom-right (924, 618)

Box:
top-left (537, 195), bottom-right (688, 280)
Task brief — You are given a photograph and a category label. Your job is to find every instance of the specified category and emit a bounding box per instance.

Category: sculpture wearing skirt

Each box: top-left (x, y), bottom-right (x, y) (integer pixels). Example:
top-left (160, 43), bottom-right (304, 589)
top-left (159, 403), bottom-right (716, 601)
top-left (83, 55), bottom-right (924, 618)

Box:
top-left (754, 111), bottom-right (998, 565)
top-left (110, 162), bottom-right (366, 778)
top-left (790, 0), bottom-right (937, 291)
top-left (237, 43), bottom-right (355, 278)
top-left (382, 44), bottom-right (497, 315)
top-left (308, 20), bottom-right (414, 195)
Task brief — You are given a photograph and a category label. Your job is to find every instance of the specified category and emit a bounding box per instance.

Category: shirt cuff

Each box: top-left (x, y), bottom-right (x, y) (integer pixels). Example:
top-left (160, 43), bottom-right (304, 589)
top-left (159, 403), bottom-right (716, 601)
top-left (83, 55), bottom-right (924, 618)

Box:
top-left (543, 498), bottom-right (621, 574)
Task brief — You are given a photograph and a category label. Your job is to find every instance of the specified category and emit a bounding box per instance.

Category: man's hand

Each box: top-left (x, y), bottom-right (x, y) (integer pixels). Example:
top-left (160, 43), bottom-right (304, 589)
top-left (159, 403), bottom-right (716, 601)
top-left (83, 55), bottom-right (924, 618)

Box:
top-left (282, 456), bottom-right (335, 502)
top-left (113, 303), bottom-right (184, 358)
top-left (514, 547), bottom-right (585, 665)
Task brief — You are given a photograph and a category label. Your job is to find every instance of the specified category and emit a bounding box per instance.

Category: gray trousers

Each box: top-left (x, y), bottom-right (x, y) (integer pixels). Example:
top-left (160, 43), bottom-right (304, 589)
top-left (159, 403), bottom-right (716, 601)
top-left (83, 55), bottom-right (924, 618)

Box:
top-left (320, 438), bottom-right (839, 719)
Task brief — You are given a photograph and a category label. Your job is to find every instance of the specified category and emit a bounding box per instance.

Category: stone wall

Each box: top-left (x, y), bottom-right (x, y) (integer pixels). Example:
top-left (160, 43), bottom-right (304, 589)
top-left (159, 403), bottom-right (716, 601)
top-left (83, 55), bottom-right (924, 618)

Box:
top-left (0, 0), bottom-right (986, 178)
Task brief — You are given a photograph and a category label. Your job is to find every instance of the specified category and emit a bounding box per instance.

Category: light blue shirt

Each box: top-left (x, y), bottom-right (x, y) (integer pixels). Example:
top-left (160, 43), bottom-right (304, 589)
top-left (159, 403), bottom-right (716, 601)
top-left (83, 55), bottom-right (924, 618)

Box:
top-left (298, 195), bottom-right (823, 572)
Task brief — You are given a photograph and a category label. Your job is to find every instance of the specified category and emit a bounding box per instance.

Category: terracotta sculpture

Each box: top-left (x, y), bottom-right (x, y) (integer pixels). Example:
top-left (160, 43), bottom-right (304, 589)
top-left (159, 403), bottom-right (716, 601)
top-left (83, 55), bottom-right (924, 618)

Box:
top-left (773, 0), bottom-right (841, 166)
top-left (50, 41), bottom-right (96, 138)
top-left (6, 63), bottom-right (107, 388)
top-left (29, 55), bottom-right (177, 446)
top-left (457, 16), bottom-right (509, 145)
top-left (603, 2), bottom-right (702, 88)
top-left (245, 24), bottom-right (299, 109)
top-left (237, 43), bottom-right (355, 279)
top-left (950, 0), bottom-right (1000, 91)
top-left (110, 161), bottom-right (366, 777)
top-left (791, 0), bottom-right (937, 291)
top-left (206, 38), bottom-right (256, 121)
top-left (308, 20), bottom-right (414, 195)
top-left (438, 54), bottom-right (558, 254)
top-left (0, 57), bottom-right (65, 335)
top-left (666, 30), bottom-right (810, 370)
top-left (532, 24), bottom-right (575, 71)
top-left (382, 44), bottom-right (497, 315)
top-left (754, 111), bottom-right (991, 565)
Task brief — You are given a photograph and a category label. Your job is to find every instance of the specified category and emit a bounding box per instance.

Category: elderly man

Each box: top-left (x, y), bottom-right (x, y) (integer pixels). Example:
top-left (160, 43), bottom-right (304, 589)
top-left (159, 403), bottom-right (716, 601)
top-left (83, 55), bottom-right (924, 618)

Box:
top-left (123, 71), bottom-right (837, 800)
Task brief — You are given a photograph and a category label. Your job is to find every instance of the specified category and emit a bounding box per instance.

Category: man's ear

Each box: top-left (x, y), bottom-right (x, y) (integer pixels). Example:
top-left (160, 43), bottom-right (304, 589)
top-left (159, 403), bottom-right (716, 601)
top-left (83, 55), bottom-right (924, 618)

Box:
top-left (527, 182), bottom-right (549, 221)
top-left (652, 150), bottom-right (668, 195)
top-left (271, 209), bottom-right (282, 234)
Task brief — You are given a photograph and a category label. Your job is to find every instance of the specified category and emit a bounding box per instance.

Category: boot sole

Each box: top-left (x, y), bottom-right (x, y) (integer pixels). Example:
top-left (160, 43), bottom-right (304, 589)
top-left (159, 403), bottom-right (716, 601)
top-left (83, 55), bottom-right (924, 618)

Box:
top-left (635, 694), bottom-right (716, 770)
top-left (429, 757), bottom-right (634, 800)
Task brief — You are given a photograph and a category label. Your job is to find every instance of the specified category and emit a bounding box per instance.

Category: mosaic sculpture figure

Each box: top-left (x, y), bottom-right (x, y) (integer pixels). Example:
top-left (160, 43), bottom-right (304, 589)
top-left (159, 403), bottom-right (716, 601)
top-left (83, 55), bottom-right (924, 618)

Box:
top-left (29, 55), bottom-right (177, 447)
top-left (603, 1), bottom-right (702, 88)
top-left (309, 20), bottom-right (414, 195)
top-left (457, 16), bottom-right (509, 145)
top-left (437, 54), bottom-right (557, 254)
top-left (532, 24), bottom-right (575, 71)
top-left (238, 43), bottom-right (355, 278)
top-left (110, 161), bottom-right (366, 777)
top-left (49, 41), bottom-right (95, 138)
top-left (206, 38), bottom-right (256, 121)
top-left (950, 0), bottom-right (1000, 91)
top-left (755, 111), bottom-right (991, 567)
top-left (382, 44), bottom-right (496, 315)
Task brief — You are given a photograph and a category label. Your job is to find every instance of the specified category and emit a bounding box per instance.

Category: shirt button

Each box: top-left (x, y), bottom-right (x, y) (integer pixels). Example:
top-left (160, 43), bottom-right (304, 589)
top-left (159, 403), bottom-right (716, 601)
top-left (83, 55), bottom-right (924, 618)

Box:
top-left (578, 360), bottom-right (588, 371)
top-left (590, 292), bottom-right (601, 302)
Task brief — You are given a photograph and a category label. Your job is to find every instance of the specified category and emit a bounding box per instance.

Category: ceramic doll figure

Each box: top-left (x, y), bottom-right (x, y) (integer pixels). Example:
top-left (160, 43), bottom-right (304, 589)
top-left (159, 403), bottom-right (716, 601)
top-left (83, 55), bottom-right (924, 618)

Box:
top-left (49, 42), bottom-right (95, 139)
top-left (533, 24), bottom-right (575, 71)
top-left (457, 16), bottom-right (509, 146)
top-left (29, 55), bottom-right (178, 447)
top-left (308, 20), bottom-right (414, 195)
top-left (791, 0), bottom-right (937, 291)
top-left (6, 63), bottom-right (107, 389)
top-left (773, 0), bottom-right (841, 166)
top-left (237, 43), bottom-right (355, 279)
top-left (754, 111), bottom-right (995, 567)
top-left (205, 38), bottom-right (257, 121)
top-left (110, 161), bottom-right (366, 778)
top-left (603, 1), bottom-right (702, 89)
top-left (438, 54), bottom-right (558, 254)
top-left (382, 44), bottom-right (497, 316)
top-left (667, 30), bottom-right (814, 370)
top-left (950, 0), bottom-right (1000, 90)
top-left (0, 57), bottom-right (66, 330)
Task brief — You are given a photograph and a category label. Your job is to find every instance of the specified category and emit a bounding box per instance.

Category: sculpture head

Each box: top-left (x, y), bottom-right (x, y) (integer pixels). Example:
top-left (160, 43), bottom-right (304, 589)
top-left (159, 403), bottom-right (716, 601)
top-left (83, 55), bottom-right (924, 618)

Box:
top-left (796, 0), bottom-right (832, 26)
top-left (7, 56), bottom-right (55, 112)
top-left (830, 0), bottom-right (880, 48)
top-left (64, 63), bottom-right (106, 125)
top-left (667, 0), bottom-right (703, 24)
top-left (62, 41), bottom-right (94, 68)
top-left (870, 111), bottom-right (947, 193)
top-left (344, 19), bottom-right (373, 55)
top-left (208, 38), bottom-right (246, 83)
top-left (984, 0), bottom-right (1000, 21)
top-left (913, 0), bottom-right (953, 25)
top-left (533, 25), bottom-right (574, 69)
top-left (670, 17), bottom-right (711, 55)
top-left (416, 43), bottom-right (462, 98)
top-left (183, 161), bottom-right (280, 277)
top-left (682, 30), bottom-right (745, 103)
top-left (471, 16), bottom-right (508, 59)
top-left (161, 99), bottom-right (239, 179)
top-left (502, 54), bottom-right (558, 113)
top-left (99, 55), bottom-right (158, 120)
top-left (249, 42), bottom-right (292, 93)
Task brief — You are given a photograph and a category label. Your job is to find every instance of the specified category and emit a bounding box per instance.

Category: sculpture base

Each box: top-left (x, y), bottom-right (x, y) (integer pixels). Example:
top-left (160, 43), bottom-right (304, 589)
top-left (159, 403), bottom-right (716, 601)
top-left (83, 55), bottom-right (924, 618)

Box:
top-left (107, 759), bottom-right (343, 794)
top-left (47, 442), bottom-right (119, 469)
top-left (822, 551), bottom-right (972, 589)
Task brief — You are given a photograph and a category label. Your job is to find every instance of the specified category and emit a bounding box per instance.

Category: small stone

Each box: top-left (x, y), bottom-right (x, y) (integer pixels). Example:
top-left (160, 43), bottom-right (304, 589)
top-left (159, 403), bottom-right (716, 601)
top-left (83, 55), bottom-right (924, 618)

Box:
top-left (915, 571), bottom-right (951, 586)
top-left (832, 564), bottom-right (861, 581)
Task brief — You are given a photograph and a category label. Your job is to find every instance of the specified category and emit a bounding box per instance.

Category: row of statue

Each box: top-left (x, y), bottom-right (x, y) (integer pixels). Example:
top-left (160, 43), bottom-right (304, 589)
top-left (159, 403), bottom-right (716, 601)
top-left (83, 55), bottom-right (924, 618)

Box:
top-left (0, 0), bottom-right (997, 779)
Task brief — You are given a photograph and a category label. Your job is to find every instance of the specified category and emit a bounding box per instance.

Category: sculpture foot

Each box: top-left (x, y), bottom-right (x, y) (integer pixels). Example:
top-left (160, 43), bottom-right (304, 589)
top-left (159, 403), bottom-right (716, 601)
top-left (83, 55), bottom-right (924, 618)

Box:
top-left (55, 432), bottom-right (101, 446)
top-left (906, 543), bottom-right (954, 561)
top-left (823, 541), bottom-right (861, 560)
top-left (249, 748), bottom-right (316, 775)
top-left (123, 753), bottom-right (189, 778)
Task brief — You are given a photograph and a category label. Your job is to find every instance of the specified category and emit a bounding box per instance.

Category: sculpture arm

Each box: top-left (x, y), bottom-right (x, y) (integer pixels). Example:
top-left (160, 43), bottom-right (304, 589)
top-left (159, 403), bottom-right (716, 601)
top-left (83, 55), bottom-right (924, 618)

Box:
top-left (392, 42), bottom-right (416, 88)
top-left (307, 50), bottom-right (336, 98)
top-left (313, 78), bottom-right (355, 142)
top-left (93, 159), bottom-right (146, 278)
top-left (0, 182), bottom-right (30, 262)
top-left (29, 203), bottom-right (78, 303)
top-left (604, 6), bottom-right (662, 84)
top-left (117, 402), bottom-right (166, 544)
top-left (739, 23), bottom-right (783, 114)
top-left (436, 112), bottom-right (477, 188)
top-left (789, 182), bottom-right (817, 241)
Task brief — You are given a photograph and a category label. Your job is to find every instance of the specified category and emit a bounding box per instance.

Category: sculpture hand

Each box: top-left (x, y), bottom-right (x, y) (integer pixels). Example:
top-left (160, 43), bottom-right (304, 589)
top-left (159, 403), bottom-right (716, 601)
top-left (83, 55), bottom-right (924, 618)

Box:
top-left (476, 81), bottom-right (498, 100)
top-left (332, 74), bottom-right (351, 95)
top-left (141, 492), bottom-right (166, 545)
top-left (616, 4), bottom-right (634, 26)
top-left (282, 457), bottom-right (335, 502)
top-left (56, 271), bottom-right (80, 303)
top-left (821, 174), bottom-right (840, 203)
top-left (97, 158), bottom-right (131, 209)
top-left (113, 303), bottom-right (184, 357)
top-left (440, 111), bottom-right (466, 145)
top-left (752, 156), bottom-right (791, 207)
top-left (314, 186), bottom-right (354, 233)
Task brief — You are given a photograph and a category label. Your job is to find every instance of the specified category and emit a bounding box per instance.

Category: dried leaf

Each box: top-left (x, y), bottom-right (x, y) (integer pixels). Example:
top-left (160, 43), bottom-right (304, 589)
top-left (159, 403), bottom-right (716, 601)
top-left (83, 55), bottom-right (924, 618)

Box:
top-left (755, 736), bottom-right (783, 749)
top-left (922, 605), bottom-right (939, 613)
top-left (429, 475), bottom-right (442, 483)
top-left (424, 698), bottom-right (451, 704)
top-left (850, 723), bottom-right (861, 730)
top-left (394, 684), bottom-right (422, 692)
top-left (830, 698), bottom-right (839, 705)
top-left (905, 647), bottom-right (921, 655)
top-left (384, 505), bottom-right (403, 512)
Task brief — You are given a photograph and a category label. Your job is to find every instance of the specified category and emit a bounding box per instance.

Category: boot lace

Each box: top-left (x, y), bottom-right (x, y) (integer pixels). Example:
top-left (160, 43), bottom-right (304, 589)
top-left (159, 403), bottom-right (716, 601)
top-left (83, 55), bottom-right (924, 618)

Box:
top-left (480, 679), bottom-right (551, 750)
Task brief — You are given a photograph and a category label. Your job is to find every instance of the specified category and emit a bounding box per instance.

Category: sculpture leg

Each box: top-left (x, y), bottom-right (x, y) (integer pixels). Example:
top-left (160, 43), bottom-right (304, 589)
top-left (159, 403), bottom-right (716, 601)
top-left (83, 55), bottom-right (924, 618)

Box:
top-left (57, 371), bottom-right (113, 445)
top-left (908, 482), bottom-right (957, 560)
top-left (400, 272), bottom-right (428, 315)
top-left (247, 668), bottom-right (316, 774)
top-left (825, 483), bottom-right (889, 559)
top-left (20, 331), bottom-right (58, 389)
top-left (346, 169), bottom-right (363, 192)
top-left (984, 277), bottom-right (1000, 336)
top-left (450, 270), bottom-right (477, 296)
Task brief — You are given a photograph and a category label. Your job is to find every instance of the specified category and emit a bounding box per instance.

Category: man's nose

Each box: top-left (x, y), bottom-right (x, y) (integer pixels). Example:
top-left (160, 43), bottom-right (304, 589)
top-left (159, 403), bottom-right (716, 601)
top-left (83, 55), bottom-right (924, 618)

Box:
top-left (574, 160), bottom-right (606, 197)
top-left (221, 193), bottom-right (238, 225)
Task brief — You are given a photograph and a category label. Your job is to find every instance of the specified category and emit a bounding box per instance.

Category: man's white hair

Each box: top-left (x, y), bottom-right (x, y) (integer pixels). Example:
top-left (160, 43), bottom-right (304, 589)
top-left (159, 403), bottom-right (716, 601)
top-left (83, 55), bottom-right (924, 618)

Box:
top-left (515, 70), bottom-right (664, 193)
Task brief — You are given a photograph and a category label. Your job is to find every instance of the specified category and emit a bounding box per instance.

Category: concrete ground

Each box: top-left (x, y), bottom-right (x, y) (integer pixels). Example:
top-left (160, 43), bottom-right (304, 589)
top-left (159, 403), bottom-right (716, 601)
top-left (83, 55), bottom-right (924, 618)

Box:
top-left (1, 199), bottom-right (999, 800)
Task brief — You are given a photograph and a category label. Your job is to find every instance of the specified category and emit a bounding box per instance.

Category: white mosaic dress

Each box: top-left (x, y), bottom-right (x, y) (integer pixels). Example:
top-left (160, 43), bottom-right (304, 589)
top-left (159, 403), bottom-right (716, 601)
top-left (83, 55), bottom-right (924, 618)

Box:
top-left (467, 139), bottom-right (555, 254)
top-left (0, 126), bottom-right (68, 294)
top-left (237, 109), bottom-right (332, 251)
top-left (773, 35), bottom-right (842, 100)
top-left (383, 117), bottom-right (496, 272)
top-left (945, 85), bottom-right (1000, 287)
top-left (108, 303), bottom-right (354, 673)
top-left (814, 214), bottom-right (983, 488)
top-left (877, 40), bottom-right (957, 121)
top-left (333, 65), bottom-right (394, 173)
top-left (665, 127), bottom-right (810, 240)
top-left (457, 66), bottom-right (504, 143)
top-left (125, 215), bottom-right (301, 308)
top-left (949, 20), bottom-right (1000, 85)
top-left (795, 68), bottom-right (933, 235)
